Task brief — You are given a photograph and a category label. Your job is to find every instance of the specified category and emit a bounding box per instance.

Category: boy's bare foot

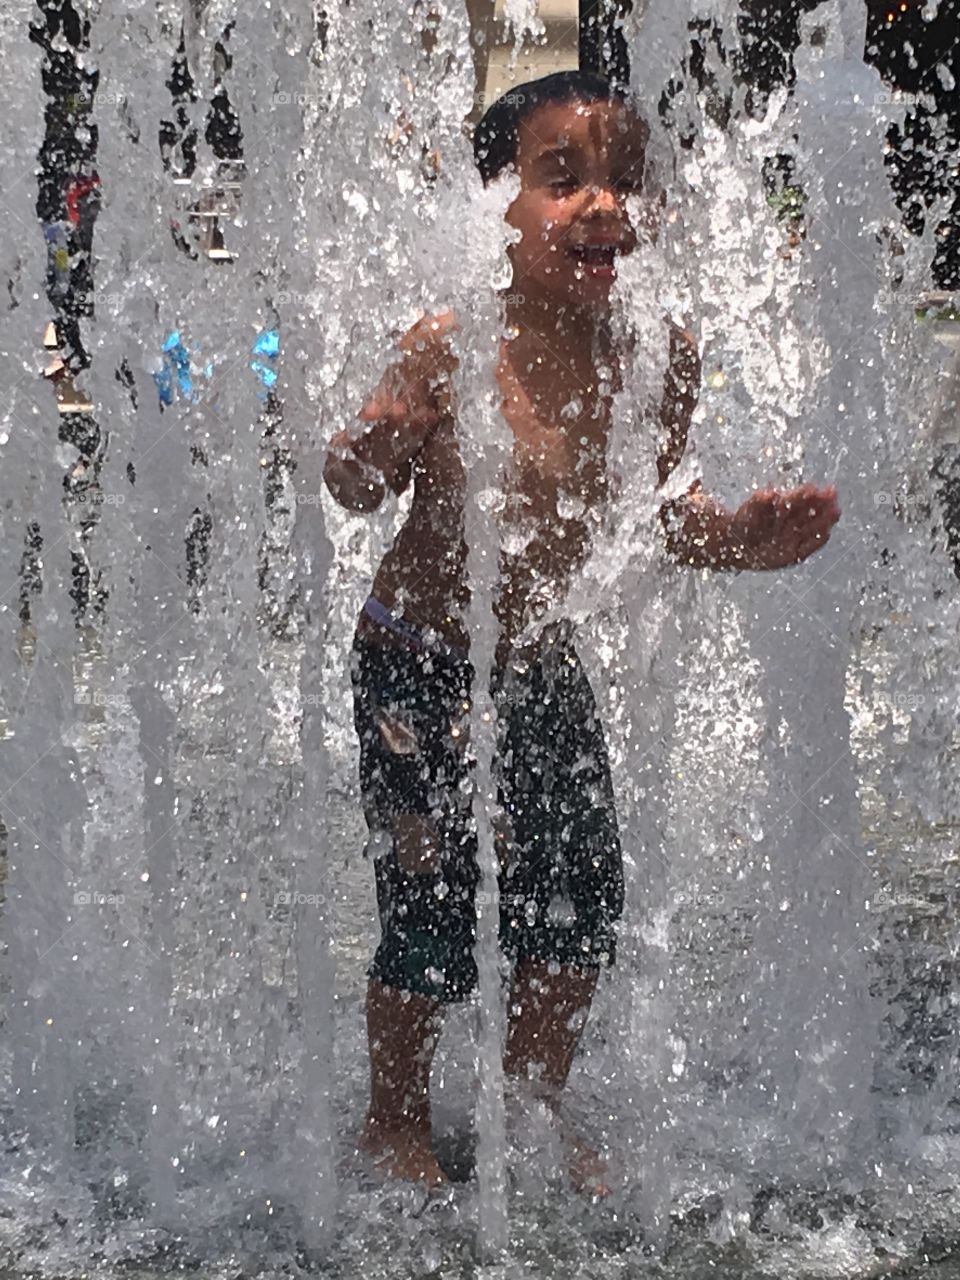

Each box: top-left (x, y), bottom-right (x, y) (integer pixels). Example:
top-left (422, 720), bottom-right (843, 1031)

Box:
top-left (357, 1121), bottom-right (449, 1187)
top-left (563, 1132), bottom-right (612, 1198)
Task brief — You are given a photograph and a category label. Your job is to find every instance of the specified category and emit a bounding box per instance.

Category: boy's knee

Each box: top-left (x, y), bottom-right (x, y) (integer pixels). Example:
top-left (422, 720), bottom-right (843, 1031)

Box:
top-left (392, 813), bottom-right (439, 874)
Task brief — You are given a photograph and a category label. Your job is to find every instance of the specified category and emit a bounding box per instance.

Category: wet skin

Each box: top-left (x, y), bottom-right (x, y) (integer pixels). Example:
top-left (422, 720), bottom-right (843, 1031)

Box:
top-left (325, 96), bottom-right (841, 1191)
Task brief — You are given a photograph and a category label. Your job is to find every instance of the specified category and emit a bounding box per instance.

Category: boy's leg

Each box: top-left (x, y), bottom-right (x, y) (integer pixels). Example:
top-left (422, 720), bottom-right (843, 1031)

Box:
top-left (503, 957), bottom-right (598, 1091)
top-left (494, 639), bottom-right (622, 1192)
top-left (503, 957), bottom-right (609, 1194)
top-left (360, 977), bottom-right (447, 1184)
top-left (360, 813), bottom-right (449, 1185)
top-left (351, 628), bottom-right (476, 1185)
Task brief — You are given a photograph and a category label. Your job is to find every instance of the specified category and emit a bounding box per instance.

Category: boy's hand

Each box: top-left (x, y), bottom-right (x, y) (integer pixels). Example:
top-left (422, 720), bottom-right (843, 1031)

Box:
top-left (356, 381), bottom-right (443, 439)
top-left (728, 483), bottom-right (840, 569)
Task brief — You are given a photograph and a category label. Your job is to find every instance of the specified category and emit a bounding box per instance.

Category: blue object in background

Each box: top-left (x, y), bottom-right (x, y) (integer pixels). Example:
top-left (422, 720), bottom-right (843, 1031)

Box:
top-left (153, 330), bottom-right (194, 407)
top-left (251, 329), bottom-right (280, 394)
top-left (153, 327), bottom-right (280, 408)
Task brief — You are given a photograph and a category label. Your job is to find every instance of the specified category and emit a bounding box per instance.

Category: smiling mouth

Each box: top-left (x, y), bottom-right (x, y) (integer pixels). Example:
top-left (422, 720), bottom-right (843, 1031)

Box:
top-left (567, 244), bottom-right (618, 265)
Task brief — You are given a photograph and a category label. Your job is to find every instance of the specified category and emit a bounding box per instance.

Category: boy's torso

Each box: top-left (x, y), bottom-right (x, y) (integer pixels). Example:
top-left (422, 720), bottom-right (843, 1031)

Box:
top-left (366, 324), bottom-right (629, 663)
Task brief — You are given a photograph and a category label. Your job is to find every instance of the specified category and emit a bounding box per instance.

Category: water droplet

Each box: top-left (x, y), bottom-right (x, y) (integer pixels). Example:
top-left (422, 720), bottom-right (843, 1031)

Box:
top-left (546, 895), bottom-right (576, 926)
top-left (476, 487), bottom-right (505, 514)
top-left (556, 492), bottom-right (585, 520)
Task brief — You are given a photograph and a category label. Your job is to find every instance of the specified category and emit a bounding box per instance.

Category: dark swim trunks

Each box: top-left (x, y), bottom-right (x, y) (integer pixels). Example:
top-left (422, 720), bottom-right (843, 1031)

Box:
top-left (349, 609), bottom-right (624, 1004)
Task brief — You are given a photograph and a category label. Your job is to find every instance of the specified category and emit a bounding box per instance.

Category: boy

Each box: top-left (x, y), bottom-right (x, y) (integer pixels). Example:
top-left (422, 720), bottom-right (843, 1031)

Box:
top-left (323, 71), bottom-right (840, 1192)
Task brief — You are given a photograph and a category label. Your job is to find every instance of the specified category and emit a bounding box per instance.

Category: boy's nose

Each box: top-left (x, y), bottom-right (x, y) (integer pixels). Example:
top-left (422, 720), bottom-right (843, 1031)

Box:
top-left (584, 184), bottom-right (621, 215)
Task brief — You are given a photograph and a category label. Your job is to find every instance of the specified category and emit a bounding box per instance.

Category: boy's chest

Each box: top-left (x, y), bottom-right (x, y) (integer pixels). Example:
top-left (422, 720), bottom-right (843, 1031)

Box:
top-left (504, 400), bottom-right (609, 520)
top-left (424, 386), bottom-right (611, 501)
top-left (498, 355), bottom-right (614, 520)
top-left (417, 360), bottom-right (615, 522)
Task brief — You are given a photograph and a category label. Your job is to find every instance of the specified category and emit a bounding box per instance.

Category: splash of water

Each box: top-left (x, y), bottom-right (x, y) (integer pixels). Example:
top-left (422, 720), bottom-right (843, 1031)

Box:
top-left (1, 0), bottom-right (960, 1274)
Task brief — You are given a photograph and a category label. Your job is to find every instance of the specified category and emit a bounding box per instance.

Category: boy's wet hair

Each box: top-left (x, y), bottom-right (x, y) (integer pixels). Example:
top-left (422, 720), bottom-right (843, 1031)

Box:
top-left (473, 70), bottom-right (629, 186)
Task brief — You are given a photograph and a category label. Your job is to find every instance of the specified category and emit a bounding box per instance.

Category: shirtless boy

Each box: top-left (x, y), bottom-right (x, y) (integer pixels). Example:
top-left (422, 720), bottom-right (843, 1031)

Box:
top-left (323, 70), bottom-right (840, 1193)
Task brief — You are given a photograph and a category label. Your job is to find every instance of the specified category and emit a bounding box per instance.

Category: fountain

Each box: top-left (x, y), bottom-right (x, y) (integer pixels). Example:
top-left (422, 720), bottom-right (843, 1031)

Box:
top-left (1, 0), bottom-right (960, 1274)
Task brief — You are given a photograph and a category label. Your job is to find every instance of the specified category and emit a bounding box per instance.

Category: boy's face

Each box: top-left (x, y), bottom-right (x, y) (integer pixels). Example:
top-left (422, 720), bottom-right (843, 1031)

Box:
top-left (504, 97), bottom-right (650, 309)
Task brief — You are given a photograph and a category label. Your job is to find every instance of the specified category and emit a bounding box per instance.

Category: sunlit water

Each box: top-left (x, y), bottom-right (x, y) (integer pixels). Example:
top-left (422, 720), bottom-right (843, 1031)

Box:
top-left (1, 0), bottom-right (960, 1274)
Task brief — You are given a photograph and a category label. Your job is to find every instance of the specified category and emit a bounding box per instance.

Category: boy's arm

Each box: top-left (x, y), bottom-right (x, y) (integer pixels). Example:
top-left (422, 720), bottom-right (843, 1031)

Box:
top-left (323, 311), bottom-right (458, 512)
top-left (656, 325), bottom-right (841, 570)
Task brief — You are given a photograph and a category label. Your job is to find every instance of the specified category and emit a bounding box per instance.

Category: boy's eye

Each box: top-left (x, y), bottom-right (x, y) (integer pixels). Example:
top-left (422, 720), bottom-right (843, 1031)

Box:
top-left (550, 176), bottom-right (578, 191)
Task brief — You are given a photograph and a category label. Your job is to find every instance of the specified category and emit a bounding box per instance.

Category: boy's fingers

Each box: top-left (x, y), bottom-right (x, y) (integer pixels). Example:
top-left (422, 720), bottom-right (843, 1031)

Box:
top-left (782, 483), bottom-right (838, 507)
top-left (359, 395), bottom-right (440, 430)
top-left (781, 486), bottom-right (812, 514)
top-left (783, 487), bottom-right (840, 529)
top-left (784, 511), bottom-right (831, 547)
top-left (749, 489), bottom-right (779, 523)
top-left (763, 492), bottom-right (789, 534)
top-left (359, 394), bottom-right (403, 423)
top-left (808, 496), bottom-right (840, 528)
top-left (806, 487), bottom-right (841, 524)
top-left (797, 530), bottom-right (831, 561)
top-left (358, 398), bottom-right (382, 422)
top-left (795, 510), bottom-right (836, 550)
